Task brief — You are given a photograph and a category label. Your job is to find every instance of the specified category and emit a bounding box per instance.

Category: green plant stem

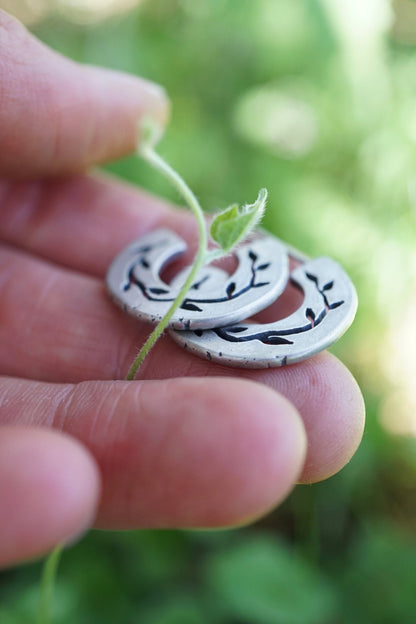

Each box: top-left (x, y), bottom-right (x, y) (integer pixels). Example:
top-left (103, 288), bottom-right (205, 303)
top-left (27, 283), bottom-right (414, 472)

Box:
top-left (36, 544), bottom-right (63, 624)
top-left (125, 146), bottom-right (208, 380)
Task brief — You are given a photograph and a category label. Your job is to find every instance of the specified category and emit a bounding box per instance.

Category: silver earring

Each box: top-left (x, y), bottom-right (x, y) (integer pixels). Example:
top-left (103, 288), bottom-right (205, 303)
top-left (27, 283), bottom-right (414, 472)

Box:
top-left (169, 254), bottom-right (357, 368)
top-left (106, 228), bottom-right (289, 330)
top-left (107, 229), bottom-right (357, 367)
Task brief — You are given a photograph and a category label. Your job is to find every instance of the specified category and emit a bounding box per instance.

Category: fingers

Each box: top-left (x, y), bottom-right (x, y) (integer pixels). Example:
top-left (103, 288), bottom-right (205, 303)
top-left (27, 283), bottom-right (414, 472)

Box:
top-left (277, 354), bottom-right (365, 483)
top-left (0, 426), bottom-right (100, 568)
top-left (0, 243), bottom-right (141, 382)
top-left (0, 175), bottom-right (195, 276)
top-left (0, 376), bottom-right (306, 529)
top-left (0, 243), bottom-right (365, 484)
top-left (0, 10), bottom-right (169, 178)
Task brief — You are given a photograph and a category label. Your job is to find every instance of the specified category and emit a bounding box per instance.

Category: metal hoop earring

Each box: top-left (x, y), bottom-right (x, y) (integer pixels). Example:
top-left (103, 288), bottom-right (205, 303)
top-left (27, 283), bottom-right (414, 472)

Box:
top-left (107, 229), bottom-right (357, 368)
top-left (107, 228), bottom-right (289, 330)
top-left (169, 247), bottom-right (357, 368)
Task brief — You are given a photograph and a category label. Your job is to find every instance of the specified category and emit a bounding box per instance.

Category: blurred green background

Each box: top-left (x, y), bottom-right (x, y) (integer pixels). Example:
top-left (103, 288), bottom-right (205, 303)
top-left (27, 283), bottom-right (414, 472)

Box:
top-left (1, 0), bottom-right (416, 622)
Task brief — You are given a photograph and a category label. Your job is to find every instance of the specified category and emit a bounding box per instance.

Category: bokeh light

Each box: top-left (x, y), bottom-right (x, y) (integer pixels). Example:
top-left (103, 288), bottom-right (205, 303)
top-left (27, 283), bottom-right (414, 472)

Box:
top-left (0, 0), bottom-right (144, 24)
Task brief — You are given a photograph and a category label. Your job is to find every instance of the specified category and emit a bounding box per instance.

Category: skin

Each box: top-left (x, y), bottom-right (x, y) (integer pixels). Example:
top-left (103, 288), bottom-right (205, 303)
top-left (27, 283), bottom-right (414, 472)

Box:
top-left (0, 11), bottom-right (365, 569)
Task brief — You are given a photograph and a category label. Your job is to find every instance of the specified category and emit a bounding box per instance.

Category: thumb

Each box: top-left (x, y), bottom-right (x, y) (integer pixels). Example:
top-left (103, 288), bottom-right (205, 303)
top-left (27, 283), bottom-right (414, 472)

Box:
top-left (0, 10), bottom-right (169, 178)
top-left (0, 426), bottom-right (100, 569)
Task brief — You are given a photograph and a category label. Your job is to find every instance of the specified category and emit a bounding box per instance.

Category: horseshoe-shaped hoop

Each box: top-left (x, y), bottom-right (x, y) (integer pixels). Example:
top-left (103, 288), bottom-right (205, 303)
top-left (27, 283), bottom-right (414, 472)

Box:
top-left (169, 254), bottom-right (358, 368)
top-left (106, 229), bottom-right (289, 330)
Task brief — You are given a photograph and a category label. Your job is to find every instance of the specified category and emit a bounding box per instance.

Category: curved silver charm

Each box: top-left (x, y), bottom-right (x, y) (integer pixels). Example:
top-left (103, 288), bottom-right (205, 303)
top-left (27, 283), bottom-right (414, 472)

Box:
top-left (169, 255), bottom-right (357, 368)
top-left (106, 229), bottom-right (289, 330)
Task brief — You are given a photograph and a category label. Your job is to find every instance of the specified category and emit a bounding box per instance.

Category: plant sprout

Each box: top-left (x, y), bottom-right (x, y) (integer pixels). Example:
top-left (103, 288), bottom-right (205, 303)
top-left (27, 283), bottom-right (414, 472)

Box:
top-left (125, 117), bottom-right (267, 380)
top-left (36, 544), bottom-right (63, 624)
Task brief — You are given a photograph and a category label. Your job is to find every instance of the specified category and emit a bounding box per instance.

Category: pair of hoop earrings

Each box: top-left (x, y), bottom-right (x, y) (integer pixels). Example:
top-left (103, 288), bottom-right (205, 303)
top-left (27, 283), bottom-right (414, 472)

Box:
top-left (107, 229), bottom-right (357, 368)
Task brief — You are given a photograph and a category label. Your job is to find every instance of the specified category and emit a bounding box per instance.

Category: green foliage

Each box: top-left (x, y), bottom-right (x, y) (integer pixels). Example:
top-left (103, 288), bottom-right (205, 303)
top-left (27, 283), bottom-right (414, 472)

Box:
top-left (339, 524), bottom-right (416, 624)
top-left (139, 594), bottom-right (210, 624)
top-left (210, 188), bottom-right (267, 253)
top-left (1, 0), bottom-right (413, 622)
top-left (205, 535), bottom-right (336, 624)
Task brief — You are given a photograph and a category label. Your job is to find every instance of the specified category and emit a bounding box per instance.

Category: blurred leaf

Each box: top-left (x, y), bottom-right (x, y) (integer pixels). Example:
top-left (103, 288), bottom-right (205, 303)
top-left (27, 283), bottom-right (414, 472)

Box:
top-left (340, 524), bottom-right (416, 624)
top-left (204, 535), bottom-right (337, 624)
top-left (0, 583), bottom-right (76, 624)
top-left (139, 594), bottom-right (212, 624)
top-left (234, 85), bottom-right (318, 158)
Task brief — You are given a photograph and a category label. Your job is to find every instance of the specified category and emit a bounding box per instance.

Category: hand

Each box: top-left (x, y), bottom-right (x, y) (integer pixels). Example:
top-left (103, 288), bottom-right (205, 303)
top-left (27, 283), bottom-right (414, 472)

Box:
top-left (0, 11), bottom-right (365, 568)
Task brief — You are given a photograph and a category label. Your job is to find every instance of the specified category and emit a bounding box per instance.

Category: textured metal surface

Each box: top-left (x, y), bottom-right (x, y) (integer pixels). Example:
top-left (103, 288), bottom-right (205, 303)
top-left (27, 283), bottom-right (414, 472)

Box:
top-left (106, 228), bottom-right (289, 330)
top-left (169, 256), bottom-right (358, 368)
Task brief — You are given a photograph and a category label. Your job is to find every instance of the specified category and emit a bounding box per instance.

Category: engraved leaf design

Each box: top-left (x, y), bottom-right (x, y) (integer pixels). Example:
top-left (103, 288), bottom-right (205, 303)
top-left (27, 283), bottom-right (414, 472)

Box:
top-left (226, 326), bottom-right (248, 333)
top-left (181, 301), bottom-right (203, 312)
top-left (306, 307), bottom-right (315, 322)
top-left (261, 335), bottom-right (293, 345)
top-left (329, 300), bottom-right (344, 310)
top-left (226, 282), bottom-right (236, 298)
top-left (305, 272), bottom-right (318, 283)
top-left (149, 287), bottom-right (170, 295)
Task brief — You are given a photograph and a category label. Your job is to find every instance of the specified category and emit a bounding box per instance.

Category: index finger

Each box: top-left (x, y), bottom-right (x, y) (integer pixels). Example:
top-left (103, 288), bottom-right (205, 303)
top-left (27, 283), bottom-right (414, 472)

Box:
top-left (0, 10), bottom-right (169, 178)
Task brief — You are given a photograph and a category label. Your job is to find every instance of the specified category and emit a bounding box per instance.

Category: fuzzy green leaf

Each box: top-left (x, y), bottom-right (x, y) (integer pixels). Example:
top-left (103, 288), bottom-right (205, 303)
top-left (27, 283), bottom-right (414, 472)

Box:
top-left (210, 188), bottom-right (267, 253)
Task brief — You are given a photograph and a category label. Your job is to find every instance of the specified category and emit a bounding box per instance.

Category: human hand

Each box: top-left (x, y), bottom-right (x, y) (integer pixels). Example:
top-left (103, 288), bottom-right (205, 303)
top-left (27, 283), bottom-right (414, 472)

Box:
top-left (0, 11), bottom-right (365, 569)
